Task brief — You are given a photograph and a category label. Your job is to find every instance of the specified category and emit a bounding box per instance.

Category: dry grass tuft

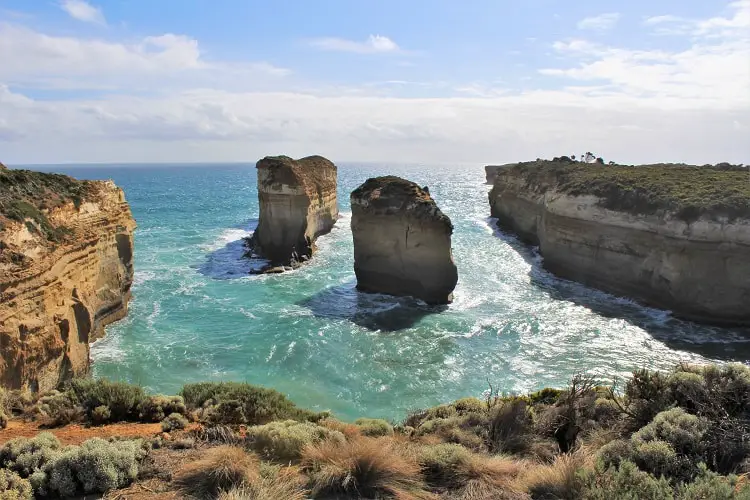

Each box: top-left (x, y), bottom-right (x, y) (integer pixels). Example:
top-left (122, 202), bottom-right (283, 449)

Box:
top-left (302, 436), bottom-right (434, 499)
top-left (514, 449), bottom-right (594, 500)
top-left (216, 465), bottom-right (308, 500)
top-left (318, 418), bottom-right (362, 439)
top-left (174, 446), bottom-right (259, 499)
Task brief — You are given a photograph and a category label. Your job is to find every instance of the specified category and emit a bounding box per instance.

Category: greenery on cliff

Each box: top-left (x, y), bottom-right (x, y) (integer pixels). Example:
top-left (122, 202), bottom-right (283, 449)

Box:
top-left (0, 169), bottom-right (95, 241)
top-left (1, 363), bottom-right (749, 498)
top-left (503, 160), bottom-right (750, 222)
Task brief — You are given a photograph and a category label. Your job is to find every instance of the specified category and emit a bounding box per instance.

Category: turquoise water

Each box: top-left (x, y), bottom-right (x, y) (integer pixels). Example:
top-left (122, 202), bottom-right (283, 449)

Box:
top-left (30, 163), bottom-right (750, 421)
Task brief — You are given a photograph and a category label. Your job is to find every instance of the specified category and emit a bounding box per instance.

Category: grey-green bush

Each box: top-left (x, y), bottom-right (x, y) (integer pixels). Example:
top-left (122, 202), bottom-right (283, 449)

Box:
top-left (70, 378), bottom-right (145, 423)
top-left (0, 469), bottom-right (33, 500)
top-left (633, 408), bottom-right (708, 456)
top-left (34, 390), bottom-right (82, 426)
top-left (578, 460), bottom-right (674, 500)
top-left (246, 420), bottom-right (345, 461)
top-left (678, 464), bottom-right (750, 500)
top-left (354, 418), bottom-right (393, 437)
top-left (139, 395), bottom-right (187, 422)
top-left (161, 413), bottom-right (189, 432)
top-left (0, 432), bottom-right (61, 477)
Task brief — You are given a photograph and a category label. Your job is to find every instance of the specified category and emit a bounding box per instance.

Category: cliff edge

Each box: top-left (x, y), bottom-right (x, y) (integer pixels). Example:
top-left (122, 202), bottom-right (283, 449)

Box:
top-left (489, 160), bottom-right (750, 325)
top-left (248, 155), bottom-right (338, 268)
top-left (351, 176), bottom-right (458, 304)
top-left (0, 168), bottom-right (136, 391)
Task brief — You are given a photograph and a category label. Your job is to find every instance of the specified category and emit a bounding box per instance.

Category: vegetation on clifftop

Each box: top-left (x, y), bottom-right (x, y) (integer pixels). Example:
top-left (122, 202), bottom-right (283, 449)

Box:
top-left (1, 362), bottom-right (749, 498)
top-left (0, 169), bottom-right (96, 241)
top-left (501, 160), bottom-right (750, 222)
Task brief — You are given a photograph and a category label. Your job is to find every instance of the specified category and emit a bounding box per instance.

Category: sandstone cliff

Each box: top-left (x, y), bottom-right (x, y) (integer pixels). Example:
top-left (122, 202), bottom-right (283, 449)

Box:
top-left (489, 160), bottom-right (750, 325)
top-left (351, 176), bottom-right (458, 304)
top-left (248, 155), bottom-right (338, 268)
top-left (0, 169), bottom-right (136, 391)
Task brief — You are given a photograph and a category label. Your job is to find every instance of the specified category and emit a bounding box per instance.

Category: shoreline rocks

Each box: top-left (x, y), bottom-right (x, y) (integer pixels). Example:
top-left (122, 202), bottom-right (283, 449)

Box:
top-left (0, 170), bottom-right (136, 391)
top-left (351, 176), bottom-right (458, 304)
top-left (247, 155), bottom-right (338, 270)
top-left (489, 160), bottom-right (750, 325)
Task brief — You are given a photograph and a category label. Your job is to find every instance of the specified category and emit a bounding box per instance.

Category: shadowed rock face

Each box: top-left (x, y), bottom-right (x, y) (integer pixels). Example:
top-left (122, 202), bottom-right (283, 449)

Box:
top-left (489, 161), bottom-right (750, 326)
top-left (485, 164), bottom-right (517, 184)
top-left (351, 176), bottom-right (458, 304)
top-left (0, 170), bottom-right (135, 391)
top-left (249, 155), bottom-right (338, 267)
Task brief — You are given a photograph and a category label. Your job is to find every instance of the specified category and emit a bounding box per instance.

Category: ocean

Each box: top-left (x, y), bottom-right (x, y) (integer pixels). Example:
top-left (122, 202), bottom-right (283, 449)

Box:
top-left (28, 163), bottom-right (750, 421)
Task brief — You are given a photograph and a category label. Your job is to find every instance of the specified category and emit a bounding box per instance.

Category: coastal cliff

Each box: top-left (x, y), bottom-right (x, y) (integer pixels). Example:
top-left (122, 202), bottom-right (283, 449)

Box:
top-left (248, 155), bottom-right (338, 267)
top-left (351, 176), bottom-right (458, 304)
top-left (489, 160), bottom-right (750, 325)
top-left (0, 169), bottom-right (136, 391)
top-left (485, 163), bottom-right (516, 184)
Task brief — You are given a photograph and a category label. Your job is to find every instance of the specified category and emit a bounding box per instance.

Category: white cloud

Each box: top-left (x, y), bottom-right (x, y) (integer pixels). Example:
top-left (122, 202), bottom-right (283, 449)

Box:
top-left (60, 0), bottom-right (106, 25)
top-left (309, 35), bottom-right (400, 54)
top-left (0, 24), bottom-right (289, 90)
top-left (577, 13), bottom-right (621, 31)
top-left (644, 0), bottom-right (750, 36)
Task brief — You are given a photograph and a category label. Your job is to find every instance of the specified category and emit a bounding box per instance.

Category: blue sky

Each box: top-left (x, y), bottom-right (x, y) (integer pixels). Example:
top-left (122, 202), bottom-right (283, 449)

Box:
top-left (0, 0), bottom-right (748, 164)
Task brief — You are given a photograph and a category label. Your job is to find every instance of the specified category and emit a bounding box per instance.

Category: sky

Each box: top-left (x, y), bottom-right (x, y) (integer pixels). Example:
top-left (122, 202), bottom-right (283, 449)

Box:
top-left (0, 0), bottom-right (748, 165)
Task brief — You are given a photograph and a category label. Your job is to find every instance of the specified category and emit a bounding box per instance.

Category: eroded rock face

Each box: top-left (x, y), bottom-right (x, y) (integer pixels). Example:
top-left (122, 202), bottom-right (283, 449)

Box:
top-left (249, 155), bottom-right (338, 267)
top-left (0, 170), bottom-right (136, 391)
top-left (489, 162), bottom-right (750, 325)
top-left (485, 164), bottom-right (516, 184)
top-left (351, 176), bottom-right (458, 304)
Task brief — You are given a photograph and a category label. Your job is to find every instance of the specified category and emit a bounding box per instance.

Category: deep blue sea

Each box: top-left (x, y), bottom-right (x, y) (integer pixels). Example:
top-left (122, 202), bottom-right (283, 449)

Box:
top-left (27, 163), bottom-right (750, 421)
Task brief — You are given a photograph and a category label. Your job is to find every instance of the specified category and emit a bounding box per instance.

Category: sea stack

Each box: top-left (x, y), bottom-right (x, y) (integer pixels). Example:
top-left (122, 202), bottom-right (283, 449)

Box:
top-left (0, 169), bottom-right (136, 391)
top-left (249, 155), bottom-right (338, 267)
top-left (350, 176), bottom-right (458, 304)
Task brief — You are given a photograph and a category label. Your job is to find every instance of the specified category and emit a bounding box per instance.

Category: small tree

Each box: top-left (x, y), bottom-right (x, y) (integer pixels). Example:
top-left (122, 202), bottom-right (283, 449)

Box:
top-left (596, 157), bottom-right (605, 164)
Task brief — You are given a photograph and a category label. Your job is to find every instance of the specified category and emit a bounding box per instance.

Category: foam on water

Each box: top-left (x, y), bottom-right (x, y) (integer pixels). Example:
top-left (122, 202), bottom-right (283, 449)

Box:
top-left (35, 163), bottom-right (750, 421)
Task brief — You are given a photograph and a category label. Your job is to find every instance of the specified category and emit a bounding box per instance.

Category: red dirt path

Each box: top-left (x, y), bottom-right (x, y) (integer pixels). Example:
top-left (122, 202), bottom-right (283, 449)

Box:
top-left (0, 420), bottom-right (163, 445)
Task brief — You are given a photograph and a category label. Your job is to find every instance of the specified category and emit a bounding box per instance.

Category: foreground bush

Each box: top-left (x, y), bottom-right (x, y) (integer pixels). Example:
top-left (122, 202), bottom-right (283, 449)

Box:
top-left (246, 420), bottom-right (345, 461)
top-left (33, 390), bottom-right (82, 426)
top-left (216, 464), bottom-right (308, 500)
top-left (161, 413), bottom-right (190, 432)
top-left (139, 395), bottom-right (188, 422)
top-left (0, 432), bottom-right (61, 477)
top-left (354, 418), bottom-right (394, 437)
top-left (181, 382), bottom-right (325, 425)
top-left (174, 446), bottom-right (258, 499)
top-left (578, 460), bottom-right (674, 500)
top-left (302, 437), bottom-right (431, 499)
top-left (70, 379), bottom-right (145, 423)
top-left (0, 469), bottom-right (33, 500)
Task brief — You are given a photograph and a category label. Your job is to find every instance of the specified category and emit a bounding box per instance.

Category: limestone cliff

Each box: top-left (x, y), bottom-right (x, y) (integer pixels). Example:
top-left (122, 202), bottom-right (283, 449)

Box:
top-left (248, 156), bottom-right (338, 268)
top-left (351, 176), bottom-right (458, 304)
top-left (485, 163), bottom-right (516, 184)
top-left (0, 169), bottom-right (136, 391)
top-left (489, 160), bottom-right (750, 325)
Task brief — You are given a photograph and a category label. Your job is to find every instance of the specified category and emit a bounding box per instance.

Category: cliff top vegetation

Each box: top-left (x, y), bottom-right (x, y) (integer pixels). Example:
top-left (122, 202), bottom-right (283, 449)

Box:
top-left (1, 362), bottom-right (748, 499)
top-left (501, 160), bottom-right (750, 222)
top-left (0, 169), bottom-right (96, 241)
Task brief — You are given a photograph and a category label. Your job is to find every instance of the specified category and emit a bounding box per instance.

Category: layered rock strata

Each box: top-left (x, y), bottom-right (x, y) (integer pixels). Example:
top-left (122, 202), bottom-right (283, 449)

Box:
top-left (489, 160), bottom-right (750, 325)
top-left (351, 176), bottom-right (458, 304)
top-left (248, 156), bottom-right (338, 268)
top-left (0, 169), bottom-right (136, 391)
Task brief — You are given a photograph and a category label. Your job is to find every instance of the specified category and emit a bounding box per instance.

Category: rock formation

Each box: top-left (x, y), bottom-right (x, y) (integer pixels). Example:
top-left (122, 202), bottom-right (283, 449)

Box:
top-left (248, 155), bottom-right (338, 269)
top-left (485, 163), bottom-right (516, 184)
top-left (489, 160), bottom-right (750, 325)
top-left (0, 169), bottom-right (136, 391)
top-left (351, 176), bottom-right (458, 304)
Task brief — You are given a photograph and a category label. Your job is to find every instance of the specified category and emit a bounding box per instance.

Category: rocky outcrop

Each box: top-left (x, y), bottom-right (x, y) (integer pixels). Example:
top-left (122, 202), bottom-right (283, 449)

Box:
top-left (489, 161), bottom-right (750, 325)
top-left (485, 163), bottom-right (516, 184)
top-left (0, 169), bottom-right (136, 391)
top-left (248, 155), bottom-right (338, 268)
top-left (351, 176), bottom-right (458, 304)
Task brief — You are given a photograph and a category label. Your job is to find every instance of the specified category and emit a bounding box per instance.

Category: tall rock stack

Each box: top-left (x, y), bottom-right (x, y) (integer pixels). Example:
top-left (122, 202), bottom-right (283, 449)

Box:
top-left (350, 176), bottom-right (458, 304)
top-left (249, 155), bottom-right (338, 267)
top-left (0, 170), bottom-right (136, 391)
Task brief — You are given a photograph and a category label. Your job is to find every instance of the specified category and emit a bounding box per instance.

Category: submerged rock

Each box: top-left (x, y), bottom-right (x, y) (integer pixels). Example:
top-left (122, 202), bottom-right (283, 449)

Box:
top-left (248, 155), bottom-right (338, 267)
top-left (350, 176), bottom-right (458, 304)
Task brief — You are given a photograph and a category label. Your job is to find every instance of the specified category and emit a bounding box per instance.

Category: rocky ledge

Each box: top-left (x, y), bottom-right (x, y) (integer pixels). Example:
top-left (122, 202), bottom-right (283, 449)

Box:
top-left (0, 168), bottom-right (136, 391)
top-left (247, 155), bottom-right (338, 269)
top-left (485, 163), bottom-right (517, 184)
top-left (351, 176), bottom-right (458, 304)
top-left (489, 160), bottom-right (750, 325)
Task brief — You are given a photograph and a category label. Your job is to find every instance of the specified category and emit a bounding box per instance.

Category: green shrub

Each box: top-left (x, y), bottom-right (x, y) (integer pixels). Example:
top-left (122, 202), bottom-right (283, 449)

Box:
top-left (161, 413), bottom-right (189, 432)
top-left (594, 398), bottom-right (622, 425)
top-left (631, 440), bottom-right (695, 482)
top-left (633, 408), bottom-right (708, 456)
top-left (138, 395), bottom-right (187, 422)
top-left (246, 420), bottom-right (345, 461)
top-left (0, 469), bottom-right (32, 500)
top-left (181, 382), bottom-right (324, 425)
top-left (34, 390), bottom-right (82, 426)
top-left (0, 412), bottom-right (7, 430)
top-left (354, 418), bottom-right (393, 437)
top-left (598, 439), bottom-right (635, 468)
top-left (92, 405), bottom-right (112, 426)
top-left (0, 432), bottom-right (61, 477)
top-left (678, 464), bottom-right (750, 499)
top-left (45, 438), bottom-right (145, 497)
top-left (70, 379), bottom-right (145, 423)
top-left (625, 369), bottom-right (672, 428)
top-left (578, 460), bottom-right (674, 500)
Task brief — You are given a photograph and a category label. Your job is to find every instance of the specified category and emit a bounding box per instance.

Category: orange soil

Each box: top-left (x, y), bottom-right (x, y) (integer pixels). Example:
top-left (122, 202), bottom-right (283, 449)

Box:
top-left (0, 420), bottom-right (163, 445)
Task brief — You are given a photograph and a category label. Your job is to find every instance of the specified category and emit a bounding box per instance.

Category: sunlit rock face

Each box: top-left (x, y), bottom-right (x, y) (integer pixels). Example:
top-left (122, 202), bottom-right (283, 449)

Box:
top-left (0, 170), bottom-right (136, 391)
top-left (248, 155), bottom-right (338, 268)
top-left (351, 176), bottom-right (458, 305)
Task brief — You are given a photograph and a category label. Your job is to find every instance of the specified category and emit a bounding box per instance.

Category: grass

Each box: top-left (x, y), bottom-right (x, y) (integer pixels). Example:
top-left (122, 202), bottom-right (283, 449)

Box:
top-left (496, 160), bottom-right (750, 222)
top-left (173, 446), bottom-right (258, 499)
